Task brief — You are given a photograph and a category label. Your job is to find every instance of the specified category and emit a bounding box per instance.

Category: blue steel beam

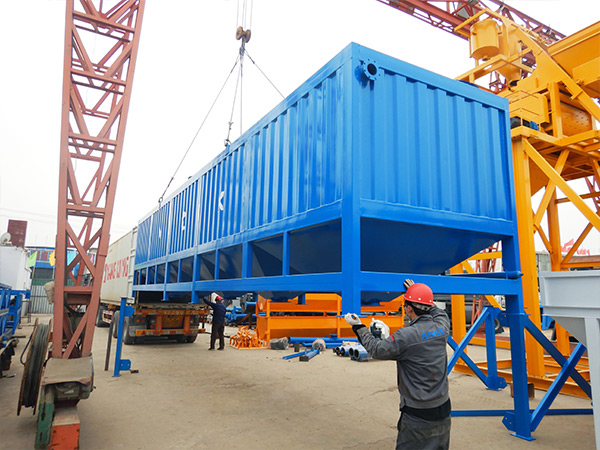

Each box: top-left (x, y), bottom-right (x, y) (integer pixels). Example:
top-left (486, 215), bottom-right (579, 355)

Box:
top-left (524, 317), bottom-right (591, 396)
top-left (484, 307), bottom-right (504, 390)
top-left (113, 298), bottom-right (134, 377)
top-left (135, 272), bottom-right (522, 304)
top-left (448, 307), bottom-right (507, 391)
top-left (360, 272), bottom-right (522, 296)
top-left (360, 200), bottom-right (516, 237)
top-left (453, 409), bottom-right (593, 417)
top-left (530, 343), bottom-right (588, 432)
top-left (503, 295), bottom-right (534, 441)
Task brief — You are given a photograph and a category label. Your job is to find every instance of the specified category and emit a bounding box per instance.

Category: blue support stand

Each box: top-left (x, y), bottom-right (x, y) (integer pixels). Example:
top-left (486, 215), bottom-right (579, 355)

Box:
top-left (113, 297), bottom-right (134, 377)
top-left (447, 306), bottom-right (507, 391)
top-left (530, 343), bottom-right (588, 432)
top-left (449, 304), bottom-right (593, 442)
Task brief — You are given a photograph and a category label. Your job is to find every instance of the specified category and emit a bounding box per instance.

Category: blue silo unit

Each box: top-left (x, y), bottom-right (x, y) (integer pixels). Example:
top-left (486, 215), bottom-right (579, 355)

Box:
top-left (133, 42), bottom-right (519, 315)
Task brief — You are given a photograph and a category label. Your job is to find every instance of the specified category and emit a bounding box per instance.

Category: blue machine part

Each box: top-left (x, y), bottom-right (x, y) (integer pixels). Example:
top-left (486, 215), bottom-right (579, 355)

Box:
top-left (133, 42), bottom-right (517, 313)
top-left (113, 298), bottom-right (134, 377)
top-left (225, 306), bottom-right (251, 324)
top-left (288, 336), bottom-right (359, 349)
top-left (0, 284), bottom-right (27, 348)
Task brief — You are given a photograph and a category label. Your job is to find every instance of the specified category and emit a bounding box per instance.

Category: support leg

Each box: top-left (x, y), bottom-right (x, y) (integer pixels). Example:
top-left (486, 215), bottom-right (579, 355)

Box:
top-left (503, 296), bottom-right (534, 441)
top-left (585, 317), bottom-right (600, 450)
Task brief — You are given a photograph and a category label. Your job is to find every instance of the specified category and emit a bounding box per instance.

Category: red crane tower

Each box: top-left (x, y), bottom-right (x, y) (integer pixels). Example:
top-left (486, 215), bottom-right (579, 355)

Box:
top-left (18, 1), bottom-right (146, 447)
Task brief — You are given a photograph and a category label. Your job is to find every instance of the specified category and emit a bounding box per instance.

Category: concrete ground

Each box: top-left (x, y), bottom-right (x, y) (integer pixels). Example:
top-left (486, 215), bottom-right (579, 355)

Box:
top-left (1, 315), bottom-right (595, 449)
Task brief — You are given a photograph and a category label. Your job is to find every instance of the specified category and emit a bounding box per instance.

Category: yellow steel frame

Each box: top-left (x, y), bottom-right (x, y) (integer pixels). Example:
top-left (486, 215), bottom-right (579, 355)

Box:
top-left (450, 11), bottom-right (600, 394)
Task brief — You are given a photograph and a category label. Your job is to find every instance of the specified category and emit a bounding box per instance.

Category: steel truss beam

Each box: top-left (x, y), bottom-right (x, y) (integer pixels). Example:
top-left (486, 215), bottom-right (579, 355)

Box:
top-left (377, 0), bottom-right (564, 44)
top-left (438, 7), bottom-right (600, 381)
top-left (54, 0), bottom-right (145, 358)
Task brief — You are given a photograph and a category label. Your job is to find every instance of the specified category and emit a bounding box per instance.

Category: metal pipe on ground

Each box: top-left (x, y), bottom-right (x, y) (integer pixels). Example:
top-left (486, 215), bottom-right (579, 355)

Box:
top-left (335, 345), bottom-right (355, 356)
top-left (288, 337), bottom-right (358, 349)
top-left (350, 345), bottom-right (369, 362)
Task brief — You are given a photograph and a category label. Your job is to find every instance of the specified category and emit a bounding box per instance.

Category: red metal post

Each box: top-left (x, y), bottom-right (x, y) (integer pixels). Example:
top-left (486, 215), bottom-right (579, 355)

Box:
top-left (54, 0), bottom-right (145, 358)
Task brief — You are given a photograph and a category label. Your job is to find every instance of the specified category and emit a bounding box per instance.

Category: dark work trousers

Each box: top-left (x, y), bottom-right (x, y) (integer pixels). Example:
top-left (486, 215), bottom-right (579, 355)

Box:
top-left (210, 324), bottom-right (225, 350)
top-left (396, 413), bottom-right (451, 450)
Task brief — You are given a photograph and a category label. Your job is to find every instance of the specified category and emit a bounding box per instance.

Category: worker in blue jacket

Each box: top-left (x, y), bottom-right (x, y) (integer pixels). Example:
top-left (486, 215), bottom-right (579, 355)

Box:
top-left (345, 280), bottom-right (451, 450)
top-left (204, 292), bottom-right (227, 350)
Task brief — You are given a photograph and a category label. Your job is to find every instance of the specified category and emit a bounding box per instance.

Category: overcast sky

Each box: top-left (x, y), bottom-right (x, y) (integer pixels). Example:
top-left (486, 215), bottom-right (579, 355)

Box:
top-left (1, 0), bottom-right (598, 253)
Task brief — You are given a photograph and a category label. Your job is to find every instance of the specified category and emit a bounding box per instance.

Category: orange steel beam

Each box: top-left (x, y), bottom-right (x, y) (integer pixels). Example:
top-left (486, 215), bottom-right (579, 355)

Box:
top-left (54, 0), bottom-right (145, 358)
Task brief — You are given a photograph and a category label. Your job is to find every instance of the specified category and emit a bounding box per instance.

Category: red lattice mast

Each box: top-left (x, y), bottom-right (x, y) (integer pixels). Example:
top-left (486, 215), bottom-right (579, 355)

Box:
top-left (54, 0), bottom-right (145, 358)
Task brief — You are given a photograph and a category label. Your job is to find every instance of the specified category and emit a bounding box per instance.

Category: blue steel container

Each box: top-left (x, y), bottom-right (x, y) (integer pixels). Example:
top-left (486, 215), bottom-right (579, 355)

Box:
top-left (133, 43), bottom-right (519, 312)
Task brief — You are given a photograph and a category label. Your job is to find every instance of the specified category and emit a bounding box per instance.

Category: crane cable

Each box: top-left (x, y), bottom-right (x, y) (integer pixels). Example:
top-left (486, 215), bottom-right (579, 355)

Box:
top-left (225, 41), bottom-right (246, 145)
top-left (226, 49), bottom-right (286, 145)
top-left (226, 1), bottom-right (285, 143)
top-left (159, 0), bottom-right (284, 205)
top-left (245, 50), bottom-right (285, 99)
top-left (158, 55), bottom-right (241, 205)
top-left (237, 0), bottom-right (253, 32)
top-left (226, 0), bottom-right (253, 144)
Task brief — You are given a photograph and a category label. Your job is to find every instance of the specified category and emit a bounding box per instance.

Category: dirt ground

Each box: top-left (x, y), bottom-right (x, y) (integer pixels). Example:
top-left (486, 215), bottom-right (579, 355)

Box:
top-left (1, 315), bottom-right (595, 450)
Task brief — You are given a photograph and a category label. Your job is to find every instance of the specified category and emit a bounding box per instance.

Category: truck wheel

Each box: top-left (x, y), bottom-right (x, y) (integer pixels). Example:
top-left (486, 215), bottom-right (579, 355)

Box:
top-left (95, 304), bottom-right (109, 327)
top-left (185, 335), bottom-right (197, 343)
top-left (122, 317), bottom-right (135, 345)
top-left (494, 319), bottom-right (504, 334)
top-left (112, 311), bottom-right (120, 338)
top-left (175, 335), bottom-right (186, 343)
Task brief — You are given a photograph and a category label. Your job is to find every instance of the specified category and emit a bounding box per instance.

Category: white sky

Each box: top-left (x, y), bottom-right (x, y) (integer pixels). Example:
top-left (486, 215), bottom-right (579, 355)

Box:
top-left (0, 0), bottom-right (598, 253)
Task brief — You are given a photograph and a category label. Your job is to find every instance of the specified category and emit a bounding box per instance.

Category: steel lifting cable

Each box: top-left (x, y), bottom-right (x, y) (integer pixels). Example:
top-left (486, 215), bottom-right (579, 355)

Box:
top-left (159, 0), bottom-right (281, 205)
top-left (157, 55), bottom-right (241, 205)
top-left (225, 51), bottom-right (244, 145)
top-left (225, 47), bottom-right (285, 144)
top-left (237, 0), bottom-right (253, 31)
top-left (244, 50), bottom-right (285, 99)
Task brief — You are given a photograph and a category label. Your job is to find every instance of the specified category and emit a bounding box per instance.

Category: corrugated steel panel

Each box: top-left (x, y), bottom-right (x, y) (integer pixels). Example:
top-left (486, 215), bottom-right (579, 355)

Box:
top-left (170, 181), bottom-right (198, 254)
top-left (136, 216), bottom-right (151, 264)
top-left (29, 285), bottom-right (53, 314)
top-left (247, 75), bottom-right (345, 228)
top-left (358, 76), bottom-right (510, 219)
top-left (195, 73), bottom-right (345, 247)
top-left (148, 203), bottom-right (170, 260)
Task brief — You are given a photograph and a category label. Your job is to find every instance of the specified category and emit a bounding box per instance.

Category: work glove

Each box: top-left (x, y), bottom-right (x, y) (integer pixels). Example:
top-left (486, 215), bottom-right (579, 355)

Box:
top-left (371, 318), bottom-right (390, 340)
top-left (344, 313), bottom-right (362, 326)
top-left (403, 279), bottom-right (414, 290)
top-left (345, 313), bottom-right (366, 343)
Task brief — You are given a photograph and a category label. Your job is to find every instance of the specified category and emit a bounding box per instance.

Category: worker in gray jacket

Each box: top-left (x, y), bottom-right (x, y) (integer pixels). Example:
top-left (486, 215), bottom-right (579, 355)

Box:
top-left (345, 280), bottom-right (451, 450)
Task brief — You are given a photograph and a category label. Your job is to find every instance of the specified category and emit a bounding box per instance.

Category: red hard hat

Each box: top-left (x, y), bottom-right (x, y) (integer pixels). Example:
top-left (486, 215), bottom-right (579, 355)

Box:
top-left (404, 283), bottom-right (433, 307)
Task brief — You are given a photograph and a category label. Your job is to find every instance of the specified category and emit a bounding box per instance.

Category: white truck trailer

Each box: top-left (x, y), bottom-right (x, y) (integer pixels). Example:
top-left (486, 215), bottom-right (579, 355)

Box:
top-left (99, 227), bottom-right (207, 344)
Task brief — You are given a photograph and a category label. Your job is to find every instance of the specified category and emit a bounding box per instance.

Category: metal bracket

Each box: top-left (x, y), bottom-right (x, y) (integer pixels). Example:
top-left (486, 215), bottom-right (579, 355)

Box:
top-left (113, 298), bottom-right (134, 377)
